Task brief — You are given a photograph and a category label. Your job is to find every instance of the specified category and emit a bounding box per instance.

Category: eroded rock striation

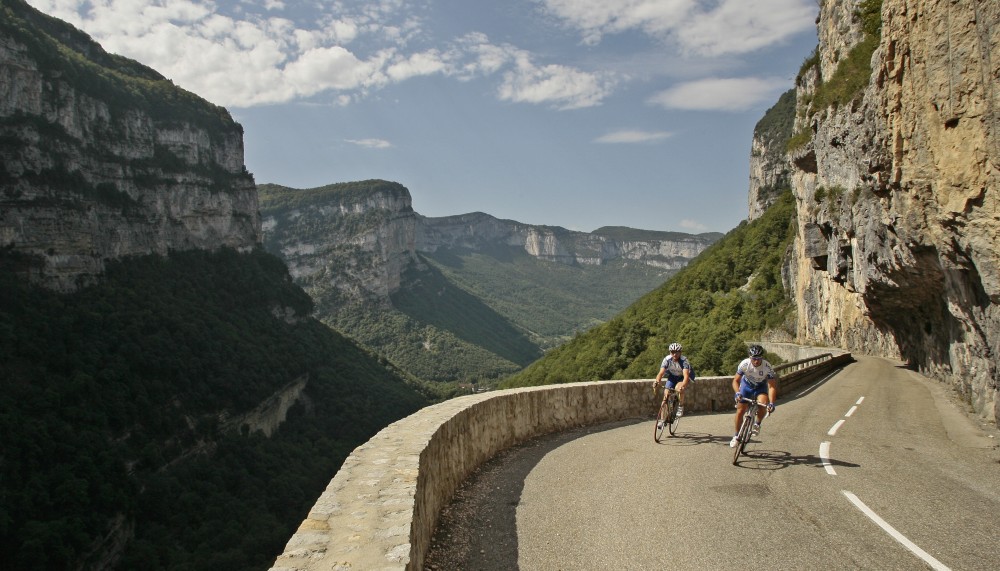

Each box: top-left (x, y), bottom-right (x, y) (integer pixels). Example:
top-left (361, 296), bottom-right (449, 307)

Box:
top-left (782, 0), bottom-right (999, 423)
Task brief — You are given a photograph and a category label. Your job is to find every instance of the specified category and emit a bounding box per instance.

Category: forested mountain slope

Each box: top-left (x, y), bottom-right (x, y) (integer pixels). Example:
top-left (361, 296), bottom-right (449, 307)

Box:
top-left (0, 248), bottom-right (429, 570)
top-left (259, 181), bottom-right (719, 390)
top-left (502, 191), bottom-right (797, 387)
top-left (0, 2), bottom-right (430, 569)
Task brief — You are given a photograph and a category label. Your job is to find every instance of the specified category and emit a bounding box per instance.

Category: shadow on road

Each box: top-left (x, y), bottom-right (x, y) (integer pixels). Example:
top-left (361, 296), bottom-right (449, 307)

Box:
top-left (424, 419), bottom-right (640, 570)
top-left (656, 431), bottom-right (731, 446)
top-left (734, 448), bottom-right (861, 471)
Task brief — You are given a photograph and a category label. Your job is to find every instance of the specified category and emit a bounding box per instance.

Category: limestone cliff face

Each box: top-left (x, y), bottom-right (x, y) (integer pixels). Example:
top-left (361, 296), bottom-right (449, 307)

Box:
top-left (786, 0), bottom-right (999, 423)
top-left (418, 213), bottom-right (714, 270)
top-left (748, 89), bottom-right (796, 220)
top-left (260, 181), bottom-right (419, 301)
top-left (0, 1), bottom-right (259, 290)
top-left (260, 181), bottom-right (720, 304)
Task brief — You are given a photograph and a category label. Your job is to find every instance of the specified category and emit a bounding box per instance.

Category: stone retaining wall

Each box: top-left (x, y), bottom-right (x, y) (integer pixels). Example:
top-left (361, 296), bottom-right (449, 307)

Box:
top-left (270, 352), bottom-right (850, 571)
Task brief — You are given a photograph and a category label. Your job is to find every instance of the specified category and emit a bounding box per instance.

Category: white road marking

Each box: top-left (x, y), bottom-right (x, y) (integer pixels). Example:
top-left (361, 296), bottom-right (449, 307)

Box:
top-left (842, 491), bottom-right (952, 571)
top-left (845, 405), bottom-right (858, 417)
top-left (856, 396), bottom-right (865, 405)
top-left (828, 419), bottom-right (846, 436)
top-left (820, 441), bottom-right (836, 475)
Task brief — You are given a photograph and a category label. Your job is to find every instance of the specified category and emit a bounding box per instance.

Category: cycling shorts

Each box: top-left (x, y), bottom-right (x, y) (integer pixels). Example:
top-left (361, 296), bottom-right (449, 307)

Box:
top-left (738, 381), bottom-right (769, 400)
top-left (663, 375), bottom-right (686, 390)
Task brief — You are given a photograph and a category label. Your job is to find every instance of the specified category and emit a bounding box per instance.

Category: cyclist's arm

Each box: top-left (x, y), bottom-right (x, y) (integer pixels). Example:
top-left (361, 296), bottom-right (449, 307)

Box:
top-left (654, 367), bottom-right (666, 384)
top-left (732, 373), bottom-right (743, 394)
top-left (766, 377), bottom-right (778, 402)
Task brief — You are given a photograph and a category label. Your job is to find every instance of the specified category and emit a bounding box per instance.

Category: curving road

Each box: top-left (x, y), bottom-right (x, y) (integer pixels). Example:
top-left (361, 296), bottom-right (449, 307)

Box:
top-left (424, 356), bottom-right (1000, 570)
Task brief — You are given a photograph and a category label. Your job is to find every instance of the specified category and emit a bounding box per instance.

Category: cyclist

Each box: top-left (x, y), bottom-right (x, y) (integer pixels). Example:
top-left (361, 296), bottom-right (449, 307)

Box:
top-left (729, 344), bottom-right (777, 448)
top-left (653, 342), bottom-right (693, 427)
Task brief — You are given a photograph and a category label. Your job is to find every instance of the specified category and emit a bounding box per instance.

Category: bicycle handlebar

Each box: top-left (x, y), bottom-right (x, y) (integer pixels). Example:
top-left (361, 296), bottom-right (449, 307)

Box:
top-left (735, 396), bottom-right (772, 417)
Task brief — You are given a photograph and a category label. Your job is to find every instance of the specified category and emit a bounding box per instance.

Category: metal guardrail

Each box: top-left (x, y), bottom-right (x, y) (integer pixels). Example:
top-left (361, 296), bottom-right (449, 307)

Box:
top-left (774, 353), bottom-right (835, 374)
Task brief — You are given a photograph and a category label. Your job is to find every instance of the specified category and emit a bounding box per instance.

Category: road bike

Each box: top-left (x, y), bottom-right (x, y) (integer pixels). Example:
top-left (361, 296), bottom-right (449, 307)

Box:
top-left (732, 396), bottom-right (770, 464)
top-left (653, 385), bottom-right (681, 442)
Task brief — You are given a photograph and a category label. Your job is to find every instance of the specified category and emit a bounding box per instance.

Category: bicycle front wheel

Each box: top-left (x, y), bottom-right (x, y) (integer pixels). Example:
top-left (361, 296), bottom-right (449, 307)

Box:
top-left (654, 400), bottom-right (668, 442)
top-left (667, 397), bottom-right (681, 435)
top-left (732, 414), bottom-right (753, 465)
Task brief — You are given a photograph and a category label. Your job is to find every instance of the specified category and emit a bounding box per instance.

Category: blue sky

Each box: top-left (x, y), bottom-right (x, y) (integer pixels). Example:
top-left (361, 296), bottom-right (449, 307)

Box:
top-left (29, 0), bottom-right (818, 234)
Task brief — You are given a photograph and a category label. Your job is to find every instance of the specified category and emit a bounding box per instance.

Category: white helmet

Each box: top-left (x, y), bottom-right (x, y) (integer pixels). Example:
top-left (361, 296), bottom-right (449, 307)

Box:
top-left (668, 342), bottom-right (682, 352)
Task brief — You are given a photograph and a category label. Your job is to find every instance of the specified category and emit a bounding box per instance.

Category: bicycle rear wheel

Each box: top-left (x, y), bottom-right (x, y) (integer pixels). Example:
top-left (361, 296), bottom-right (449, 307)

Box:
top-left (667, 396), bottom-right (681, 435)
top-left (653, 400), bottom-right (668, 442)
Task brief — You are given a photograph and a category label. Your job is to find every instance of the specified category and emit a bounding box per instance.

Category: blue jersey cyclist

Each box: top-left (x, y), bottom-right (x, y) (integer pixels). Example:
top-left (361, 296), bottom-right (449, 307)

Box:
top-left (653, 342), bottom-right (693, 420)
top-left (730, 344), bottom-right (778, 448)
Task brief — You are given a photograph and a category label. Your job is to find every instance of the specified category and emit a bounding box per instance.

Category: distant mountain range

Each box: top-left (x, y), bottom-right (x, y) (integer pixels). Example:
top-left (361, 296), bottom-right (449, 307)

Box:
top-left (258, 180), bottom-right (722, 388)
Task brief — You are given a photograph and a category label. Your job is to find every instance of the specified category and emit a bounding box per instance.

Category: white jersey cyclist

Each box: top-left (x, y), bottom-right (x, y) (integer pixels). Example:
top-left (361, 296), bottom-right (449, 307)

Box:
top-left (730, 344), bottom-right (778, 447)
top-left (654, 342), bottom-right (694, 419)
top-left (659, 353), bottom-right (693, 387)
top-left (734, 356), bottom-right (776, 396)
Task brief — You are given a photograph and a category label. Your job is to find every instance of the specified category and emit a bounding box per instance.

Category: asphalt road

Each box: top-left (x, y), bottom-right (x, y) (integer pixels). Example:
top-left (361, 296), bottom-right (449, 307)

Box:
top-left (424, 356), bottom-right (1000, 570)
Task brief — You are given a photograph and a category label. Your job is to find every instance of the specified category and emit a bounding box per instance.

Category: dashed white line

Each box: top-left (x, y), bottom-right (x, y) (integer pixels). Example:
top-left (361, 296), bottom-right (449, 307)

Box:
top-left (819, 441), bottom-right (836, 475)
top-left (842, 491), bottom-right (952, 571)
top-left (856, 397), bottom-right (865, 405)
top-left (828, 419), bottom-right (846, 436)
top-left (845, 405), bottom-right (858, 417)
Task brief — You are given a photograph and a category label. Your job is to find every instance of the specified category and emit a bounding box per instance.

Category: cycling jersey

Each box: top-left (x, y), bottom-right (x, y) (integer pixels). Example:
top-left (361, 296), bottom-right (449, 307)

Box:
top-left (735, 357), bottom-right (776, 390)
top-left (659, 355), bottom-right (692, 387)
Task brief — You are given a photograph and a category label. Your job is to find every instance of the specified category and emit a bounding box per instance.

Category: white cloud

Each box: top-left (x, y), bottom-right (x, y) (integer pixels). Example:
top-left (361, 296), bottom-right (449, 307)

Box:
top-left (386, 50), bottom-right (448, 81)
top-left (346, 138), bottom-right (393, 149)
top-left (26, 1), bottom-right (618, 110)
top-left (25, 0), bottom-right (805, 113)
top-left (536, 0), bottom-right (815, 55)
top-left (594, 130), bottom-right (672, 144)
top-left (498, 52), bottom-right (616, 110)
top-left (680, 219), bottom-right (708, 232)
top-left (648, 77), bottom-right (789, 111)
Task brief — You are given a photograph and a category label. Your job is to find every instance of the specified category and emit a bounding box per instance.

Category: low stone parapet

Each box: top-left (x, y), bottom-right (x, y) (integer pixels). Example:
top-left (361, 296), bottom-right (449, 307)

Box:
top-left (270, 351), bottom-right (850, 571)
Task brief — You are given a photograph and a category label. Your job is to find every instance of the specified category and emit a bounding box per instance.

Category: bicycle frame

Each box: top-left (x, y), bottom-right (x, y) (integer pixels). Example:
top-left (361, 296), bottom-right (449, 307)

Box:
top-left (653, 387), bottom-right (680, 442)
top-left (732, 396), bottom-right (770, 464)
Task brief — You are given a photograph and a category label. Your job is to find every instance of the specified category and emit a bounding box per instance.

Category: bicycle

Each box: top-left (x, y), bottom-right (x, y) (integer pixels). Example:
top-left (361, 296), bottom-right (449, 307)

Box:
top-left (653, 384), bottom-right (681, 442)
top-left (732, 396), bottom-right (770, 464)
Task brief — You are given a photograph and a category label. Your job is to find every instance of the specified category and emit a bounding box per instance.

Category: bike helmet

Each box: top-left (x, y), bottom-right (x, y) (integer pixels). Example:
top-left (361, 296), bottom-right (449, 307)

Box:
top-left (748, 344), bottom-right (765, 358)
top-left (668, 342), bottom-right (682, 352)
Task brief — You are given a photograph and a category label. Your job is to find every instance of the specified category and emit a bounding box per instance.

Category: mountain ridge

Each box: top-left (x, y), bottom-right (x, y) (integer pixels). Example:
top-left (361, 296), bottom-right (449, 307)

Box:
top-left (259, 180), bottom-right (722, 385)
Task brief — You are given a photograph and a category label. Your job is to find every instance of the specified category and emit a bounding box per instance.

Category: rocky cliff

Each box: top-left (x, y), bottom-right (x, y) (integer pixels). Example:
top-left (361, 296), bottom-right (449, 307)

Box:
top-left (260, 181), bottom-right (720, 304)
top-left (419, 213), bottom-right (715, 270)
top-left (0, 0), bottom-right (259, 290)
top-left (782, 0), bottom-right (999, 423)
top-left (748, 89), bottom-right (796, 220)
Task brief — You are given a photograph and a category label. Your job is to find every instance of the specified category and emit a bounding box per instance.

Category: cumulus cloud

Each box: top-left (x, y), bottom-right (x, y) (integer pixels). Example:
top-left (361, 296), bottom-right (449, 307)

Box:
top-left (536, 0), bottom-right (815, 55)
top-left (498, 52), bottom-right (616, 110)
top-left (345, 138), bottom-right (393, 149)
top-left (594, 130), bottom-right (672, 144)
top-left (25, 0), bottom-right (616, 110)
top-left (648, 77), bottom-right (789, 111)
top-left (680, 219), bottom-right (708, 232)
top-left (386, 50), bottom-right (449, 82)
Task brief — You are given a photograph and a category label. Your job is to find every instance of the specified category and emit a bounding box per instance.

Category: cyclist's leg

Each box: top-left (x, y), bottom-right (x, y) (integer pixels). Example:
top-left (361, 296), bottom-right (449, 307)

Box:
top-left (734, 382), bottom-right (754, 433)
top-left (665, 378), bottom-right (680, 412)
top-left (669, 376), bottom-right (684, 404)
top-left (755, 390), bottom-right (769, 424)
top-left (733, 402), bottom-right (747, 433)
top-left (657, 381), bottom-right (675, 426)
